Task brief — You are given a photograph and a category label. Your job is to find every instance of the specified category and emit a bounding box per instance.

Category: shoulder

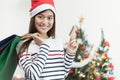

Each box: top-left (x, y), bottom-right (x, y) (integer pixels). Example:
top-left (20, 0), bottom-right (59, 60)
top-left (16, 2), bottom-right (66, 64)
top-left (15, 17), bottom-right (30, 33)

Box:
top-left (28, 40), bottom-right (39, 53)
top-left (16, 39), bottom-right (31, 54)
top-left (46, 37), bottom-right (64, 50)
top-left (49, 37), bottom-right (63, 44)
top-left (54, 37), bottom-right (63, 43)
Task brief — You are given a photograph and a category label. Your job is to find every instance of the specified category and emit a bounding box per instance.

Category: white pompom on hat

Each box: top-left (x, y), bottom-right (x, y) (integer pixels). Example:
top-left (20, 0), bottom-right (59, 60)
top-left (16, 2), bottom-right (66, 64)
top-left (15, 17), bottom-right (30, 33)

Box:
top-left (29, 0), bottom-right (56, 18)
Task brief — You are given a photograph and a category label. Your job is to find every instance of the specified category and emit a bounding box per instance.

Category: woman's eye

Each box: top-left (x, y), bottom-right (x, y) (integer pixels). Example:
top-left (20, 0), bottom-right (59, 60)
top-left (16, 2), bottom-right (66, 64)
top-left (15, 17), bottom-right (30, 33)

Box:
top-left (48, 16), bottom-right (53, 20)
top-left (38, 15), bottom-right (44, 19)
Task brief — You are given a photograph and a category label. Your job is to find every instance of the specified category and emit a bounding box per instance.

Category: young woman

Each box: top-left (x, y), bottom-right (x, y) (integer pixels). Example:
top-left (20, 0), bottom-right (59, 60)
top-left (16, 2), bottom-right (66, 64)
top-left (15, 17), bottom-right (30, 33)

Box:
top-left (17, 0), bottom-right (78, 80)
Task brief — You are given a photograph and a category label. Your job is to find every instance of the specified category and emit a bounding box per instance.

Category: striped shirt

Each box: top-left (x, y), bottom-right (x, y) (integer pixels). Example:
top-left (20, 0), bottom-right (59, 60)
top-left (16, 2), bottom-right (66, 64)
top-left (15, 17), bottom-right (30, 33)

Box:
top-left (19, 38), bottom-right (75, 80)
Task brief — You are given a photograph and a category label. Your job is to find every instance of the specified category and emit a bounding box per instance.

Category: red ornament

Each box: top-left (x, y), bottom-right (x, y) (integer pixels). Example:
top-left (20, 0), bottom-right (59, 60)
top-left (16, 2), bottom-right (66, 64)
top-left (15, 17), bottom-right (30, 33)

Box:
top-left (84, 54), bottom-right (89, 58)
top-left (75, 29), bottom-right (80, 34)
top-left (81, 45), bottom-right (86, 51)
top-left (104, 41), bottom-right (110, 46)
top-left (74, 55), bottom-right (77, 60)
top-left (96, 77), bottom-right (101, 80)
top-left (104, 53), bottom-right (108, 58)
top-left (69, 69), bottom-right (74, 74)
top-left (108, 77), bottom-right (114, 80)
top-left (109, 63), bottom-right (114, 69)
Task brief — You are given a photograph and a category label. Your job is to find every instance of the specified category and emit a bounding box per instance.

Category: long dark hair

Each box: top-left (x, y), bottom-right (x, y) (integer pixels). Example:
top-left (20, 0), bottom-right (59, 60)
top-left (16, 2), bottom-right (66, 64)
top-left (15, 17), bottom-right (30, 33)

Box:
top-left (19, 10), bottom-right (56, 55)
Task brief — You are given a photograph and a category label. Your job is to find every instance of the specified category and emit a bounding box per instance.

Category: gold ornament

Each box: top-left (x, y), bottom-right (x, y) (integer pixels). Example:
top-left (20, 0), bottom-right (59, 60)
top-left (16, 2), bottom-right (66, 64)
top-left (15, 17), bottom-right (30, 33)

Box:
top-left (95, 72), bottom-right (100, 77)
top-left (80, 59), bottom-right (83, 62)
top-left (80, 17), bottom-right (84, 23)
top-left (77, 70), bottom-right (81, 74)
top-left (82, 75), bottom-right (86, 78)
top-left (94, 68), bottom-right (97, 73)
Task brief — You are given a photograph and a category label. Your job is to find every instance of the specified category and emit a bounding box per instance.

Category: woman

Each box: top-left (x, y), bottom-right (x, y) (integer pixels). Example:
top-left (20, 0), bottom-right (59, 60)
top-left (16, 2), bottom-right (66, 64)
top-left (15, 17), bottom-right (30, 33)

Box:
top-left (17, 0), bottom-right (78, 80)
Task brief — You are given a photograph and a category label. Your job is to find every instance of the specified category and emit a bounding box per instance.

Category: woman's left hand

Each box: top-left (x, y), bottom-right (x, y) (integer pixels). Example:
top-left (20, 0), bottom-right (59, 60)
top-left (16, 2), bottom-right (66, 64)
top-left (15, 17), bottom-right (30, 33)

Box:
top-left (66, 37), bottom-right (78, 54)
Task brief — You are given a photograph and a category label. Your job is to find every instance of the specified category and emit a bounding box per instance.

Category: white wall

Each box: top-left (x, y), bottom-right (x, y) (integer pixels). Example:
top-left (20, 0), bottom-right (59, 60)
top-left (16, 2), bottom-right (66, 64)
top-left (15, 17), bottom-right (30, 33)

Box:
top-left (55, 0), bottom-right (120, 79)
top-left (0, 0), bottom-right (120, 79)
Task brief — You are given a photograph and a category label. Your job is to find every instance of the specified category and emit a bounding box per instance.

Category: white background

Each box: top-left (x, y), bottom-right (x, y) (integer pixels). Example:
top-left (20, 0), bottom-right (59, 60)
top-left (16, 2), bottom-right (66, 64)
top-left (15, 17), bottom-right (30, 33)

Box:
top-left (0, 0), bottom-right (120, 79)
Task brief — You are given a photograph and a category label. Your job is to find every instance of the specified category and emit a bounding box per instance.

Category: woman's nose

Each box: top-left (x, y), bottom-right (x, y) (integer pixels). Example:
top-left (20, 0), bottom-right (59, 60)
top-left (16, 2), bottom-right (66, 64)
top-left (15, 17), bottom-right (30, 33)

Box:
top-left (43, 18), bottom-right (49, 23)
top-left (41, 18), bottom-right (49, 26)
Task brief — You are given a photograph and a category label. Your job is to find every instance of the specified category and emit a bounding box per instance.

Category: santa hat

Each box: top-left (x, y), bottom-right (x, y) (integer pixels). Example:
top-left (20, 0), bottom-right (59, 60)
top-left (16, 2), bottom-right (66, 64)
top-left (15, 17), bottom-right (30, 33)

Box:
top-left (29, 0), bottom-right (56, 18)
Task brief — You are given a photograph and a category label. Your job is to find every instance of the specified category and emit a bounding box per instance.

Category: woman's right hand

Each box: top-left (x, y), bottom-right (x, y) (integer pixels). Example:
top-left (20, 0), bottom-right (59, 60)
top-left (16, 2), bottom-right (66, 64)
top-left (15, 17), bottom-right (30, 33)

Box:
top-left (21, 33), bottom-right (33, 40)
top-left (31, 33), bottom-right (44, 45)
top-left (21, 33), bottom-right (43, 45)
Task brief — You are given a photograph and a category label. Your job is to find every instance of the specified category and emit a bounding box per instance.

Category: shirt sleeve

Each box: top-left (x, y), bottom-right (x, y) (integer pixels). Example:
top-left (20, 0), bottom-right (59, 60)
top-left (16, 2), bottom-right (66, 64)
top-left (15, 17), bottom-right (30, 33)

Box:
top-left (64, 52), bottom-right (75, 77)
top-left (19, 43), bottom-right (50, 80)
top-left (71, 58), bottom-right (91, 68)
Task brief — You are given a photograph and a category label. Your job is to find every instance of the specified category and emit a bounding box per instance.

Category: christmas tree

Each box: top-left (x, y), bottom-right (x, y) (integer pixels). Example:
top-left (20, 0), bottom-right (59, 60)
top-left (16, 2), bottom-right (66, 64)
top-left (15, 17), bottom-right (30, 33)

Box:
top-left (91, 29), bottom-right (114, 80)
top-left (65, 17), bottom-right (114, 80)
top-left (66, 17), bottom-right (94, 80)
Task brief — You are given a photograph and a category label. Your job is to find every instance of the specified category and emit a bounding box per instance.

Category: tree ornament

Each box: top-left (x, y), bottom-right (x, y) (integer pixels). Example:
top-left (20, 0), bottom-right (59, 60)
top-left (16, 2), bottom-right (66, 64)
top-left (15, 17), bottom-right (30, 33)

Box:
top-left (91, 61), bottom-right (96, 65)
top-left (82, 74), bottom-right (86, 78)
top-left (96, 77), bottom-right (102, 80)
top-left (105, 58), bottom-right (108, 62)
top-left (109, 63), bottom-right (114, 69)
top-left (80, 17), bottom-right (84, 23)
top-left (79, 73), bottom-right (83, 77)
top-left (84, 39), bottom-right (88, 44)
top-left (84, 54), bottom-right (89, 58)
top-left (108, 77), bottom-right (114, 80)
top-left (95, 72), bottom-right (100, 77)
top-left (75, 29), bottom-right (80, 34)
top-left (104, 41), bottom-right (110, 47)
top-left (97, 62), bottom-right (100, 66)
top-left (104, 68), bottom-right (108, 73)
top-left (104, 53), bottom-right (108, 59)
top-left (109, 70), bottom-right (114, 75)
top-left (69, 69), bottom-right (74, 74)
top-left (80, 59), bottom-right (83, 62)
top-left (81, 45), bottom-right (86, 51)
top-left (94, 68), bottom-right (97, 72)
top-left (77, 70), bottom-right (81, 74)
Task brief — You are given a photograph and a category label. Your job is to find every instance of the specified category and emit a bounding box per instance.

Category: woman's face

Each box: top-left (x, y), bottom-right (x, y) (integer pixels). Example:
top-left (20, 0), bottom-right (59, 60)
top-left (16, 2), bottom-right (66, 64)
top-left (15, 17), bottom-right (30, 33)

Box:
top-left (34, 10), bottom-right (54, 35)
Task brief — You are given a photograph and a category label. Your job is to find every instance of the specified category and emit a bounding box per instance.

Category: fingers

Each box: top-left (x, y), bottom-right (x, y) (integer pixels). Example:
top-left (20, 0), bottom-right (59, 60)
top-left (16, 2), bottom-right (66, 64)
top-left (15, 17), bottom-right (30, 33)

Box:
top-left (32, 33), bottom-right (41, 39)
top-left (69, 36), bottom-right (74, 43)
top-left (21, 33), bottom-right (40, 40)
top-left (69, 37), bottom-right (77, 47)
top-left (32, 33), bottom-right (43, 45)
top-left (21, 34), bottom-right (33, 39)
top-left (66, 37), bottom-right (78, 54)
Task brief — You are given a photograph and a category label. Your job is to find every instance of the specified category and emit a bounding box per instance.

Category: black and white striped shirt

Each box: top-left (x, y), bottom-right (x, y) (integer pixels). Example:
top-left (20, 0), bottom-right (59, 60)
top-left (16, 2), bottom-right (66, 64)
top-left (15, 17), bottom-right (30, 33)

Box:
top-left (19, 38), bottom-right (75, 80)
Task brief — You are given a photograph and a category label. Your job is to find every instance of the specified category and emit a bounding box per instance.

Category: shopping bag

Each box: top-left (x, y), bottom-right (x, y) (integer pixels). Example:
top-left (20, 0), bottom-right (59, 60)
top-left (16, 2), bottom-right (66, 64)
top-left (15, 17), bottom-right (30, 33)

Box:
top-left (0, 36), bottom-right (21, 80)
top-left (0, 34), bottom-right (17, 55)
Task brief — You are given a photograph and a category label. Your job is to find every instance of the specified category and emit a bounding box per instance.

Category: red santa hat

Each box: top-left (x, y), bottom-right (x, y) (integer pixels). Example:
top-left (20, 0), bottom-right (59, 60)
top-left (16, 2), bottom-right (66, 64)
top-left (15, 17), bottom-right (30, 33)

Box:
top-left (29, 0), bottom-right (56, 18)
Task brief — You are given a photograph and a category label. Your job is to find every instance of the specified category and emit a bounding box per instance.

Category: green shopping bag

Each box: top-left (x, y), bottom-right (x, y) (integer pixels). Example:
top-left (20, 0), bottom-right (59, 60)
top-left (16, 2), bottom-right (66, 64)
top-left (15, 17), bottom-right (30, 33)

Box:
top-left (0, 36), bottom-right (21, 80)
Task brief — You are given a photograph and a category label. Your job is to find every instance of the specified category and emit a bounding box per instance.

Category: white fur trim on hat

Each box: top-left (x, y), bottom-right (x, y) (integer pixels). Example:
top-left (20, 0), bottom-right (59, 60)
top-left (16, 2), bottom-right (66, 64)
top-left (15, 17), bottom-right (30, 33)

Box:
top-left (30, 4), bottom-right (56, 18)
